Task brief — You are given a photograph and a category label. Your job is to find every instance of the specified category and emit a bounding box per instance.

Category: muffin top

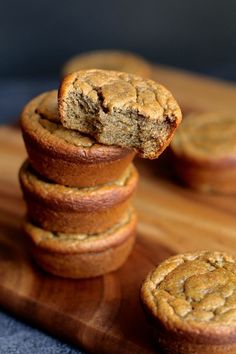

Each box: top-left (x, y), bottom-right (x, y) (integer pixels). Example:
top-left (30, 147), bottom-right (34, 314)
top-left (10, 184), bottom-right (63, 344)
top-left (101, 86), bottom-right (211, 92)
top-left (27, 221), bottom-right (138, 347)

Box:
top-left (36, 90), bottom-right (59, 123)
top-left (61, 50), bottom-right (152, 78)
top-left (141, 251), bottom-right (236, 344)
top-left (24, 207), bottom-right (137, 254)
top-left (20, 91), bottom-right (134, 163)
top-left (59, 69), bottom-right (181, 125)
top-left (171, 112), bottom-right (236, 165)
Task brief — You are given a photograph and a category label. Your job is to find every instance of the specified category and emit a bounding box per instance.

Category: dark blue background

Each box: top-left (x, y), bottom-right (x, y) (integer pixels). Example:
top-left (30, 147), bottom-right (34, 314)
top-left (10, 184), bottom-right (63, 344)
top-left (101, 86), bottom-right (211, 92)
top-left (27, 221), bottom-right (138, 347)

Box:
top-left (0, 0), bottom-right (236, 78)
top-left (1, 0), bottom-right (236, 125)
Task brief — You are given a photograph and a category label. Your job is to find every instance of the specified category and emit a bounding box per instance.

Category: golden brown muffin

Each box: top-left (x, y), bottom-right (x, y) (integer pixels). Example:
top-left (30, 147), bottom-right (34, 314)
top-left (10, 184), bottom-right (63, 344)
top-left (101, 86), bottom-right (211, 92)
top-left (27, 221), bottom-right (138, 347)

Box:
top-left (61, 50), bottom-right (152, 78)
top-left (170, 112), bottom-right (236, 193)
top-left (23, 208), bottom-right (137, 279)
top-left (58, 69), bottom-right (182, 159)
top-left (19, 160), bottom-right (138, 234)
top-left (141, 251), bottom-right (236, 354)
top-left (20, 91), bottom-right (136, 187)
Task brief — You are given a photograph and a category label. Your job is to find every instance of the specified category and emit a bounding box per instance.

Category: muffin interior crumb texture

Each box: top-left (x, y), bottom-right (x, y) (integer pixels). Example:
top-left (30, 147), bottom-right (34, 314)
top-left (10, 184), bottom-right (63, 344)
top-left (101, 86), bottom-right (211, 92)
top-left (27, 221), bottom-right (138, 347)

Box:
top-left (59, 70), bottom-right (182, 158)
top-left (146, 251), bottom-right (236, 325)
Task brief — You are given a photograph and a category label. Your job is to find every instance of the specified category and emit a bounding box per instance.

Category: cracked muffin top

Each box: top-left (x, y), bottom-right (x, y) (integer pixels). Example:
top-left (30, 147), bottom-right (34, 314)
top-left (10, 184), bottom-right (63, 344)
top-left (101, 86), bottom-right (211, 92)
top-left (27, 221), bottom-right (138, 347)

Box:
top-left (36, 90), bottom-right (59, 123)
top-left (61, 50), bottom-right (152, 78)
top-left (20, 90), bottom-right (133, 162)
top-left (171, 112), bottom-right (236, 165)
top-left (141, 251), bottom-right (236, 344)
top-left (58, 69), bottom-right (182, 159)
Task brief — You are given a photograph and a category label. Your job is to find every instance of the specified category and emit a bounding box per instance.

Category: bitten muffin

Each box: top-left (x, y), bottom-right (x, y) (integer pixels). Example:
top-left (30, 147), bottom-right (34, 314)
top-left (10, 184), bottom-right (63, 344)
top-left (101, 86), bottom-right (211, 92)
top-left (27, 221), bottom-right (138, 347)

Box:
top-left (58, 69), bottom-right (182, 159)
top-left (20, 90), bottom-right (135, 187)
top-left (61, 50), bottom-right (152, 78)
top-left (23, 208), bottom-right (137, 279)
top-left (19, 160), bottom-right (138, 234)
top-left (170, 112), bottom-right (236, 193)
top-left (141, 251), bottom-right (236, 354)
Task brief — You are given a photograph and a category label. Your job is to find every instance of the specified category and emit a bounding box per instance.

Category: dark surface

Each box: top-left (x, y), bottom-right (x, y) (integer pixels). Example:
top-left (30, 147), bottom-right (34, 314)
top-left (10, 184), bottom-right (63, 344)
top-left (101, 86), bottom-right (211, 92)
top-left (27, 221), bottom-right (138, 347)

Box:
top-left (0, 0), bottom-right (236, 77)
top-left (0, 310), bottom-right (81, 354)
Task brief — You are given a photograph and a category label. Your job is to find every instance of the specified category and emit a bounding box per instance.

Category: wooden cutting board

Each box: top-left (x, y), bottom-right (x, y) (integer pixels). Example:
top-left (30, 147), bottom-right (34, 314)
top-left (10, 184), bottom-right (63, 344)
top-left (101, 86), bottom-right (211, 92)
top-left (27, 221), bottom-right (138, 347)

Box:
top-left (1, 66), bottom-right (236, 354)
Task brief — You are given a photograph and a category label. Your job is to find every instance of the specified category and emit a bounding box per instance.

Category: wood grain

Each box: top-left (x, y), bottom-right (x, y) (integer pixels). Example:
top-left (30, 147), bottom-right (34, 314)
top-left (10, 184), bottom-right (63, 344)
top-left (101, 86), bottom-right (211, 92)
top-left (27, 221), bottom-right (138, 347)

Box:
top-left (0, 67), bottom-right (236, 353)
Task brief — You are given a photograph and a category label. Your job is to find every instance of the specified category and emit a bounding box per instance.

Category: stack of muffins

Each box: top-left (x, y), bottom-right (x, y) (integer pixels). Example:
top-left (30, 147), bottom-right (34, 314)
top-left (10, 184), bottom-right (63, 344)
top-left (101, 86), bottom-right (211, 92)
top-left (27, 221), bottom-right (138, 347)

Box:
top-left (19, 69), bottom-right (182, 279)
top-left (19, 90), bottom-right (138, 278)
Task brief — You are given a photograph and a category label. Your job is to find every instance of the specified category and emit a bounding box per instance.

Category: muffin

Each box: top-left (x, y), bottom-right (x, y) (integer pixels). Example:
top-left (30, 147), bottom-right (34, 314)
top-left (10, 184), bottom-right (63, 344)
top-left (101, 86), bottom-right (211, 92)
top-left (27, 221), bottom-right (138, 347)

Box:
top-left (170, 112), bottom-right (236, 193)
top-left (58, 69), bottom-right (182, 159)
top-left (19, 160), bottom-right (138, 234)
top-left (23, 208), bottom-right (137, 279)
top-left (141, 251), bottom-right (236, 354)
top-left (20, 90), bottom-right (136, 187)
top-left (61, 49), bottom-right (152, 78)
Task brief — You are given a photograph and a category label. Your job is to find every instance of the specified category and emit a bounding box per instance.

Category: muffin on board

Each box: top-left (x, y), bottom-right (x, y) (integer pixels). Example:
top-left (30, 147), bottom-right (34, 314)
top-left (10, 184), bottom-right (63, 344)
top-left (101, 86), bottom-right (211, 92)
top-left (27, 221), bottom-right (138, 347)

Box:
top-left (61, 49), bottom-right (152, 78)
top-left (170, 112), bottom-right (236, 193)
top-left (19, 68), bottom-right (182, 279)
top-left (19, 160), bottom-right (138, 234)
top-left (141, 251), bottom-right (236, 354)
top-left (23, 208), bottom-right (137, 279)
